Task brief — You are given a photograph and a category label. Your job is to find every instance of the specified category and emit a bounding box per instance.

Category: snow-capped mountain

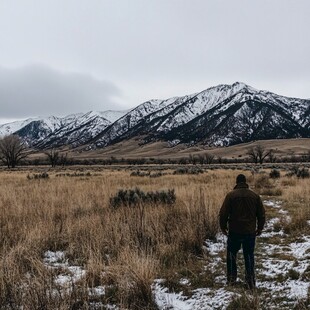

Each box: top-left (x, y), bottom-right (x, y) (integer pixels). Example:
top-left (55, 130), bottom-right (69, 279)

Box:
top-left (0, 118), bottom-right (39, 137)
top-left (36, 111), bottom-right (113, 148)
top-left (0, 110), bottom-right (128, 148)
top-left (2, 82), bottom-right (309, 149)
top-left (14, 114), bottom-right (83, 146)
top-left (90, 82), bottom-right (309, 148)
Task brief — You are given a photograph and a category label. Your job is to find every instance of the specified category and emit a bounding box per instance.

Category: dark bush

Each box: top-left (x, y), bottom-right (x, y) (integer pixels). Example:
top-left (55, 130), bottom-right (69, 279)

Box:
top-left (130, 171), bottom-right (150, 177)
top-left (110, 188), bottom-right (176, 208)
top-left (149, 172), bottom-right (164, 178)
top-left (27, 172), bottom-right (49, 180)
top-left (173, 167), bottom-right (203, 175)
top-left (297, 167), bottom-right (310, 178)
top-left (55, 172), bottom-right (92, 177)
top-left (269, 169), bottom-right (281, 179)
top-left (286, 166), bottom-right (310, 178)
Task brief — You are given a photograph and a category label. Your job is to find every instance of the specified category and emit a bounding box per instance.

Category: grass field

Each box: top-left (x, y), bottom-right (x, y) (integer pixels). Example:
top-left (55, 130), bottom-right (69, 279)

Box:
top-left (71, 138), bottom-right (310, 160)
top-left (0, 166), bottom-right (309, 309)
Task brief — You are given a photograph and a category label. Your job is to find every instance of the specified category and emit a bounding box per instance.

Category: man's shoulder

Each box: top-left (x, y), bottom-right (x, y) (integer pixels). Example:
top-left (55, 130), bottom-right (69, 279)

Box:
top-left (231, 187), bottom-right (260, 199)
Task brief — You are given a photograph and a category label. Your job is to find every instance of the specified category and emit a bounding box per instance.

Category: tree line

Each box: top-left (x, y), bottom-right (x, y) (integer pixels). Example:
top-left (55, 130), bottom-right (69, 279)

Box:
top-left (0, 134), bottom-right (309, 168)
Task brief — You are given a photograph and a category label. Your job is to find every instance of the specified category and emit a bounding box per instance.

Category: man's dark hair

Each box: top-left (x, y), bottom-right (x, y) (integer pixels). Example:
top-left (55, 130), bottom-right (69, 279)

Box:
top-left (236, 174), bottom-right (246, 184)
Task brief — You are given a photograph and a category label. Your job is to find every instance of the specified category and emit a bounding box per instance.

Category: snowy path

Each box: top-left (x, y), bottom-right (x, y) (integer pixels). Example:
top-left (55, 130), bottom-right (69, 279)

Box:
top-left (153, 199), bottom-right (310, 310)
top-left (41, 199), bottom-right (309, 309)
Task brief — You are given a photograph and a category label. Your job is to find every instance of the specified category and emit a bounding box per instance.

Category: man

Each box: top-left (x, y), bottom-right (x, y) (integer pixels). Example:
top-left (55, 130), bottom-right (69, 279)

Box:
top-left (219, 174), bottom-right (265, 289)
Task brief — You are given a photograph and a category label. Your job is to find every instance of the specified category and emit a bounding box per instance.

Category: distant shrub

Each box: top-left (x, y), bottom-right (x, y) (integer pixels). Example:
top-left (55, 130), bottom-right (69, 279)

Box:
top-left (297, 167), bottom-right (310, 178)
top-left (260, 187), bottom-right (282, 196)
top-left (286, 167), bottom-right (310, 178)
top-left (149, 172), bottom-right (164, 178)
top-left (55, 172), bottom-right (91, 177)
top-left (110, 188), bottom-right (176, 208)
top-left (173, 167), bottom-right (203, 175)
top-left (27, 172), bottom-right (49, 180)
top-left (130, 171), bottom-right (150, 177)
top-left (269, 169), bottom-right (281, 179)
top-left (254, 174), bottom-right (271, 189)
top-left (254, 174), bottom-right (282, 196)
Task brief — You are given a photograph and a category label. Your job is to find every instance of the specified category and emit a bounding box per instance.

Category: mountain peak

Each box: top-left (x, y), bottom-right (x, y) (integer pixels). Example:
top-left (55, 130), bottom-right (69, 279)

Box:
top-left (1, 83), bottom-right (309, 149)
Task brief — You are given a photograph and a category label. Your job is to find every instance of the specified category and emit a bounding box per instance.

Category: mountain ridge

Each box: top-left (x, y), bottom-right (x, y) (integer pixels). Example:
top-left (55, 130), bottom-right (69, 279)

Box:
top-left (1, 82), bottom-right (309, 150)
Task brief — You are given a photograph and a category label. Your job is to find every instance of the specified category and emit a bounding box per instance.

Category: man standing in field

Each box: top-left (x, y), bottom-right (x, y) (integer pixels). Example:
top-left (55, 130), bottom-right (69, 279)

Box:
top-left (219, 174), bottom-right (265, 290)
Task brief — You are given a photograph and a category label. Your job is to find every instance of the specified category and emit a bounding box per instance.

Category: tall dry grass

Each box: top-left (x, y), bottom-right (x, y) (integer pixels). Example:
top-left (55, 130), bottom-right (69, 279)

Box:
top-left (0, 167), bottom-right (308, 308)
top-left (0, 168), bottom-right (234, 308)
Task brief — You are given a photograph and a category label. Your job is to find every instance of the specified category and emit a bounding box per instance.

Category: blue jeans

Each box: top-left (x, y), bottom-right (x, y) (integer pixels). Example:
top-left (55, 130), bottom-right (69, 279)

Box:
top-left (227, 232), bottom-right (256, 288)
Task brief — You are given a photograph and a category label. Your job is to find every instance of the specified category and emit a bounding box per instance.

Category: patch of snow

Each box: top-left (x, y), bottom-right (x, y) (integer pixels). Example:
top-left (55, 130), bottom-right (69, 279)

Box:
top-left (188, 288), bottom-right (237, 310)
top-left (204, 234), bottom-right (226, 256)
top-left (260, 259), bottom-right (294, 278)
top-left (153, 280), bottom-right (236, 310)
top-left (258, 280), bottom-right (309, 300)
top-left (289, 236), bottom-right (310, 259)
top-left (179, 278), bottom-right (190, 286)
top-left (89, 286), bottom-right (106, 296)
top-left (43, 250), bottom-right (66, 265)
top-left (287, 281), bottom-right (309, 299)
top-left (153, 280), bottom-right (192, 310)
top-left (263, 200), bottom-right (282, 208)
top-left (278, 209), bottom-right (289, 215)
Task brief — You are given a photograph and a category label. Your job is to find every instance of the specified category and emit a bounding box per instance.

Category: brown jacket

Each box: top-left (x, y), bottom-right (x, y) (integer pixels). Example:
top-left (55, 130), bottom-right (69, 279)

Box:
top-left (219, 183), bottom-right (265, 235)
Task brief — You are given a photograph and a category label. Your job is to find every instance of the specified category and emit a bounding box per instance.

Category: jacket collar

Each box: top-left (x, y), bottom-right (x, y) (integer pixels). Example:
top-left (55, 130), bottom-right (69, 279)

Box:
top-left (234, 182), bottom-right (249, 189)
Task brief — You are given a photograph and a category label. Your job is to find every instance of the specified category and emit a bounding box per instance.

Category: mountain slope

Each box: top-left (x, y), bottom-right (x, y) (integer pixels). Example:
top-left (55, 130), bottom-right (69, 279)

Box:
top-left (90, 82), bottom-right (309, 148)
top-left (36, 111), bottom-right (112, 148)
top-left (2, 82), bottom-right (309, 149)
top-left (1, 110), bottom-right (128, 148)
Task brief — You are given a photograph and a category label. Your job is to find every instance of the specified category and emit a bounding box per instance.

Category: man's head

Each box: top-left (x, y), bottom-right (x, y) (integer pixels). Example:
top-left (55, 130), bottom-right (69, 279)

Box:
top-left (236, 174), bottom-right (246, 184)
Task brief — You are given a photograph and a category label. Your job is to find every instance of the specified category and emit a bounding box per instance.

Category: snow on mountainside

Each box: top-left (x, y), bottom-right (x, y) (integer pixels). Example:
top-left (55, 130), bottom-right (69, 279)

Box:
top-left (99, 110), bottom-right (131, 123)
top-left (92, 97), bottom-right (195, 147)
top-left (0, 118), bottom-right (39, 137)
top-left (36, 111), bottom-right (113, 148)
top-left (15, 114), bottom-right (83, 146)
top-left (2, 82), bottom-right (309, 149)
top-left (91, 82), bottom-right (309, 148)
top-left (35, 110), bottom-right (129, 148)
top-left (1, 110), bottom-right (128, 148)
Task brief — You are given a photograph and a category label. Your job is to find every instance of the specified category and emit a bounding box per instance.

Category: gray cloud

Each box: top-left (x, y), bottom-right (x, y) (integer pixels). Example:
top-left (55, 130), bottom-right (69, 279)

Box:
top-left (0, 0), bottom-right (309, 119)
top-left (0, 65), bottom-right (124, 118)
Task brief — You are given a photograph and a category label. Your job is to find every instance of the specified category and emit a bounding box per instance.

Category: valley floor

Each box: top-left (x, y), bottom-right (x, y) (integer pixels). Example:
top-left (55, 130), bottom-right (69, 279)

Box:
top-left (42, 198), bottom-right (310, 309)
top-left (153, 199), bottom-right (310, 310)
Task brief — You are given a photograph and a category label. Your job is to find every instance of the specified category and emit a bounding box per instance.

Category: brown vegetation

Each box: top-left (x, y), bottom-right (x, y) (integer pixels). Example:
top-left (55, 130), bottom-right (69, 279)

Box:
top-left (0, 167), bottom-right (309, 308)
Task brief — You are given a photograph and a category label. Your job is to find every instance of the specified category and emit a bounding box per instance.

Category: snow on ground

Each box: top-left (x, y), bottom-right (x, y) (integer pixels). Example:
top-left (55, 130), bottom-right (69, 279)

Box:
top-left (43, 250), bottom-right (113, 309)
top-left (43, 250), bottom-right (86, 287)
top-left (153, 199), bottom-right (310, 310)
top-left (204, 233), bottom-right (226, 256)
top-left (289, 235), bottom-right (310, 259)
top-left (153, 280), bottom-right (236, 310)
top-left (41, 198), bottom-right (309, 309)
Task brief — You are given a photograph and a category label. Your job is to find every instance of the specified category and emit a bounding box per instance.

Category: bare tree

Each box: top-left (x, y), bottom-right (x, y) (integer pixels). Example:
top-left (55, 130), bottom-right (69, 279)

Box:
top-left (45, 148), bottom-right (60, 167)
top-left (59, 152), bottom-right (68, 167)
top-left (247, 144), bottom-right (271, 164)
top-left (217, 155), bottom-right (223, 164)
top-left (0, 135), bottom-right (28, 168)
top-left (198, 154), bottom-right (205, 165)
top-left (268, 149), bottom-right (277, 163)
top-left (204, 152), bottom-right (215, 165)
top-left (189, 154), bottom-right (198, 165)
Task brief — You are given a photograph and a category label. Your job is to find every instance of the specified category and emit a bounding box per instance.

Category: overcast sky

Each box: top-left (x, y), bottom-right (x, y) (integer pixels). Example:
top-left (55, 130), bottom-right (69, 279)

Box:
top-left (0, 0), bottom-right (309, 124)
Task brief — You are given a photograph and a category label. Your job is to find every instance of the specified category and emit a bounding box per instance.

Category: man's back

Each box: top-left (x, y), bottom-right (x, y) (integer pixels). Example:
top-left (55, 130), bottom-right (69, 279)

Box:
top-left (219, 174), bottom-right (266, 289)
top-left (220, 182), bottom-right (265, 235)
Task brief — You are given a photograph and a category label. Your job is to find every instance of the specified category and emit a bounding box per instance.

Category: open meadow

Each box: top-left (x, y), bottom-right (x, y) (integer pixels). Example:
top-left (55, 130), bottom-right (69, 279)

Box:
top-left (0, 165), bottom-right (309, 309)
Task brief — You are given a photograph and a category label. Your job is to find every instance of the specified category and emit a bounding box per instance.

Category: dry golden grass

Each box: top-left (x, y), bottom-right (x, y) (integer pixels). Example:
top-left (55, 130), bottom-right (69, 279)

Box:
top-left (0, 167), bottom-right (309, 309)
top-left (33, 137), bottom-right (310, 160)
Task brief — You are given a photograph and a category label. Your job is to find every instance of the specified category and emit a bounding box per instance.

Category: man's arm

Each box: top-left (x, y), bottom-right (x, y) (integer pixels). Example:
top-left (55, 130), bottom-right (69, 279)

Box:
top-left (219, 194), bottom-right (231, 235)
top-left (256, 196), bottom-right (266, 236)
